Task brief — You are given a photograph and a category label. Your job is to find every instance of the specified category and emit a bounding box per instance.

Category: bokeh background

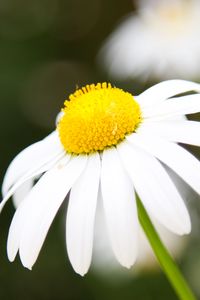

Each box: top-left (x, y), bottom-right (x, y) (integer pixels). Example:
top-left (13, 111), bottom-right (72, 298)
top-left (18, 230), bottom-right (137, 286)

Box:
top-left (1, 0), bottom-right (200, 299)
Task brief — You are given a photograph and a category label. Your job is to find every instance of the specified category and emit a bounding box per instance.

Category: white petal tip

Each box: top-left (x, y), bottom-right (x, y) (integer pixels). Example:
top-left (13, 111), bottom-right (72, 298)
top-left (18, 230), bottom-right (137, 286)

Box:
top-left (181, 225), bottom-right (191, 236)
top-left (7, 253), bottom-right (16, 262)
top-left (74, 268), bottom-right (88, 277)
top-left (186, 228), bottom-right (191, 235)
top-left (24, 264), bottom-right (33, 271)
top-left (117, 257), bottom-right (136, 269)
top-left (20, 257), bottom-right (34, 270)
top-left (7, 242), bottom-right (17, 262)
top-left (78, 272), bottom-right (87, 277)
top-left (177, 215), bottom-right (192, 236)
top-left (120, 262), bottom-right (133, 269)
top-left (70, 261), bottom-right (90, 276)
top-left (170, 222), bottom-right (191, 236)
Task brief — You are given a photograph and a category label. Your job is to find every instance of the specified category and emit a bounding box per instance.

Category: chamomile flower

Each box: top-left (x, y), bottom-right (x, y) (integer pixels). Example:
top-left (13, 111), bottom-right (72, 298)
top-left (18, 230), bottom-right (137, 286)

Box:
top-left (100, 0), bottom-right (200, 80)
top-left (1, 80), bottom-right (200, 276)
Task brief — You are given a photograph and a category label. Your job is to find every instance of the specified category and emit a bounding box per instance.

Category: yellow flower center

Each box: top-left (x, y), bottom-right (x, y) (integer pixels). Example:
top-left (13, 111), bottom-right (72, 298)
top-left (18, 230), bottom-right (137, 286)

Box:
top-left (58, 83), bottom-right (141, 154)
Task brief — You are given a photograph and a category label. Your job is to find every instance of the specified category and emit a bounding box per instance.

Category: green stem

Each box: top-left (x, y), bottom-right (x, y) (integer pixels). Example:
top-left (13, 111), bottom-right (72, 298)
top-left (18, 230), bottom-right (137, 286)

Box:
top-left (137, 197), bottom-right (196, 300)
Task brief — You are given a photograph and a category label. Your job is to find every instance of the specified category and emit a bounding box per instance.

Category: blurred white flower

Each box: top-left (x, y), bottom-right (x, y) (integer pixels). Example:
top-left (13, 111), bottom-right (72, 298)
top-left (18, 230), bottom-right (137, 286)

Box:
top-left (99, 0), bottom-right (200, 80)
top-left (1, 80), bottom-right (200, 277)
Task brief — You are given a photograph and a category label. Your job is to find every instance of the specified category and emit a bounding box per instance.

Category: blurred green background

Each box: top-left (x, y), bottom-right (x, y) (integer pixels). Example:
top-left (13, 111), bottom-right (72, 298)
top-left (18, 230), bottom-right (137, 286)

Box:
top-left (0, 0), bottom-right (200, 299)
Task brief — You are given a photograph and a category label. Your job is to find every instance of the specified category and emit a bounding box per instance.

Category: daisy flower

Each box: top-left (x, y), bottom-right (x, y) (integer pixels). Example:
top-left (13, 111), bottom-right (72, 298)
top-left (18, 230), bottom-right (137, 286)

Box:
top-left (99, 0), bottom-right (200, 80)
top-left (1, 80), bottom-right (200, 276)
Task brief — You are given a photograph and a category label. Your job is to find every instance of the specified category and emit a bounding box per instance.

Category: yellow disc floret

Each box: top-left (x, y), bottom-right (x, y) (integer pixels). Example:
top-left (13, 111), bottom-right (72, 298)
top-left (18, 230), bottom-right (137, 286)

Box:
top-left (58, 82), bottom-right (141, 154)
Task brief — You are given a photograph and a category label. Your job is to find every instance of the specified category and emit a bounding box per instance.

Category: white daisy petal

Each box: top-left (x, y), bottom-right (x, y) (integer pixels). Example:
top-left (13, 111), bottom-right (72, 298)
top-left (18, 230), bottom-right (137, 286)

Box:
top-left (6, 156), bottom-right (70, 264)
top-left (66, 154), bottom-right (101, 276)
top-left (138, 79), bottom-right (200, 107)
top-left (18, 155), bottom-right (88, 270)
top-left (2, 130), bottom-right (64, 196)
top-left (142, 94), bottom-right (200, 119)
top-left (118, 141), bottom-right (191, 235)
top-left (127, 133), bottom-right (200, 195)
top-left (12, 179), bottom-right (34, 208)
top-left (144, 114), bottom-right (187, 123)
top-left (101, 147), bottom-right (139, 268)
top-left (0, 151), bottom-right (65, 213)
top-left (6, 156), bottom-right (69, 263)
top-left (137, 120), bottom-right (200, 146)
top-left (7, 191), bottom-right (34, 262)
